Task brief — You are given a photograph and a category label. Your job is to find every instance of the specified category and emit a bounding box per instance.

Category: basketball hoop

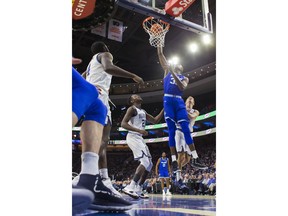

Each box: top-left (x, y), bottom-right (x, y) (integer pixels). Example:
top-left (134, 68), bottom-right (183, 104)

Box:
top-left (142, 17), bottom-right (170, 48)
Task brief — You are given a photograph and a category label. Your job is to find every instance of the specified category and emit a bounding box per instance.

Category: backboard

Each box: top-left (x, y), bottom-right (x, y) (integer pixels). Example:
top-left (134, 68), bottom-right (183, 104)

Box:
top-left (115, 0), bottom-right (213, 34)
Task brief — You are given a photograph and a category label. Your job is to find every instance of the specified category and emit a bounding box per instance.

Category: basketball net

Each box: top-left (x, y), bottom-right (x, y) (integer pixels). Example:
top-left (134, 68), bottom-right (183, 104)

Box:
top-left (142, 17), bottom-right (170, 48)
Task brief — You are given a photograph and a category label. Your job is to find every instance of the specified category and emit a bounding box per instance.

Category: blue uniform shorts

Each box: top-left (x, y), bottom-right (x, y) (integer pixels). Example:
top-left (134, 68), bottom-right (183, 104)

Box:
top-left (163, 96), bottom-right (189, 123)
top-left (72, 67), bottom-right (107, 125)
top-left (159, 170), bottom-right (169, 178)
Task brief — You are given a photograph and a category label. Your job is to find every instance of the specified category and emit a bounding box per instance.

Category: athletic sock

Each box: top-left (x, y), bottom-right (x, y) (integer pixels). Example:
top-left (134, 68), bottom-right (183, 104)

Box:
top-left (171, 155), bottom-right (177, 162)
top-left (176, 171), bottom-right (181, 181)
top-left (191, 150), bottom-right (198, 159)
top-left (99, 168), bottom-right (109, 179)
top-left (80, 152), bottom-right (99, 175)
top-left (129, 180), bottom-right (137, 188)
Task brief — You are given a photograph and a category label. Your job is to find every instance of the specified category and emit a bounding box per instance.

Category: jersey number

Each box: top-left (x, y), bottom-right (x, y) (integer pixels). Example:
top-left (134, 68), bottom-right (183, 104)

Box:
top-left (170, 77), bottom-right (176, 85)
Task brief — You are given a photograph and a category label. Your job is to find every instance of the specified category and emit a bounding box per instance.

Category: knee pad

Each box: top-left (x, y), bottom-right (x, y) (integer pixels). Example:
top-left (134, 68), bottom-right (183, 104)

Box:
top-left (140, 157), bottom-right (153, 172)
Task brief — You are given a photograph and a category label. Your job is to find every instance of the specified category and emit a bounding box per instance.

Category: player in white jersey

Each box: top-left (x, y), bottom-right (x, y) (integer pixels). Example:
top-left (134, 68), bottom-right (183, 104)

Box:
top-left (121, 94), bottom-right (164, 199)
top-left (175, 96), bottom-right (207, 171)
top-left (81, 42), bottom-right (144, 197)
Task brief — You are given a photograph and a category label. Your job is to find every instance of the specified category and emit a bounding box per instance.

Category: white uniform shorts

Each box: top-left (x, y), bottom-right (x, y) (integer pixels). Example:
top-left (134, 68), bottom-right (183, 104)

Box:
top-left (126, 133), bottom-right (152, 160)
top-left (175, 129), bottom-right (192, 154)
top-left (98, 92), bottom-right (112, 125)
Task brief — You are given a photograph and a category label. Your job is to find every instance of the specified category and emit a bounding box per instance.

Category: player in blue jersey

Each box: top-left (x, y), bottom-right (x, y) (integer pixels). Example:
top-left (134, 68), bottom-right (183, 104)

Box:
top-left (157, 47), bottom-right (206, 179)
top-left (155, 152), bottom-right (172, 196)
top-left (72, 58), bottom-right (132, 214)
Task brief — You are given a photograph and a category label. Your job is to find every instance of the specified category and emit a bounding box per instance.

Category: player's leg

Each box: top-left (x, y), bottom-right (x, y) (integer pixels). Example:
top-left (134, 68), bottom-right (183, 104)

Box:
top-left (123, 163), bottom-right (145, 199)
top-left (165, 178), bottom-right (172, 196)
top-left (185, 136), bottom-right (207, 170)
top-left (77, 120), bottom-right (132, 210)
top-left (136, 147), bottom-right (152, 199)
top-left (178, 152), bottom-right (185, 171)
top-left (98, 123), bottom-right (123, 197)
top-left (163, 98), bottom-right (178, 166)
top-left (123, 135), bottom-right (150, 198)
top-left (176, 101), bottom-right (207, 170)
top-left (165, 118), bottom-right (180, 179)
top-left (98, 124), bottom-right (110, 174)
top-left (72, 68), bottom-right (101, 213)
top-left (124, 154), bottom-right (152, 198)
top-left (182, 153), bottom-right (191, 167)
top-left (160, 178), bottom-right (166, 195)
top-left (96, 94), bottom-right (122, 197)
top-left (73, 90), bottom-right (132, 211)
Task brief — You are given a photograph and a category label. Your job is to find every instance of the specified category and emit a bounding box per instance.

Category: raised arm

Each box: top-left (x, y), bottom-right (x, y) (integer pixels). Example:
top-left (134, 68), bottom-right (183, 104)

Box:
top-left (157, 46), bottom-right (169, 77)
top-left (121, 107), bottom-right (148, 136)
top-left (100, 52), bottom-right (144, 84)
top-left (145, 108), bottom-right (164, 124)
top-left (187, 109), bottom-right (200, 121)
top-left (170, 72), bottom-right (189, 91)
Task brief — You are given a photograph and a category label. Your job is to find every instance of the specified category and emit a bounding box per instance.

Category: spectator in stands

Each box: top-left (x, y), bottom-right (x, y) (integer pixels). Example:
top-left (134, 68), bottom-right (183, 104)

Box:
top-left (205, 173), bottom-right (216, 195)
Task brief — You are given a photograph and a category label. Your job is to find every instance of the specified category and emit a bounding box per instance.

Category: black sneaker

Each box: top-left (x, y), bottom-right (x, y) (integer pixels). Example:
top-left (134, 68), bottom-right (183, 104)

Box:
top-left (76, 174), bottom-right (132, 212)
top-left (191, 158), bottom-right (208, 170)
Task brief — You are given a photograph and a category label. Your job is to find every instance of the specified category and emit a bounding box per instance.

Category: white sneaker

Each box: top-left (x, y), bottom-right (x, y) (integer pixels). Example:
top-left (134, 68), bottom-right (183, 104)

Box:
top-left (102, 177), bottom-right (122, 198)
top-left (123, 185), bottom-right (139, 199)
top-left (166, 190), bottom-right (172, 196)
top-left (135, 185), bottom-right (149, 199)
top-left (162, 190), bottom-right (166, 196)
top-left (72, 175), bottom-right (80, 187)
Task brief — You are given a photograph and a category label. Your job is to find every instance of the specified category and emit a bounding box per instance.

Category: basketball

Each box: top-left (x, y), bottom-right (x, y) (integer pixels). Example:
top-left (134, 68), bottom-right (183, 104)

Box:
top-left (150, 23), bottom-right (163, 35)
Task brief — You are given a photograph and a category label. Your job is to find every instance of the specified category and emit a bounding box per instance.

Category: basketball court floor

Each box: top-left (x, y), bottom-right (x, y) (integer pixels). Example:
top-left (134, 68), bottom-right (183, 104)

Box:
top-left (75, 194), bottom-right (216, 216)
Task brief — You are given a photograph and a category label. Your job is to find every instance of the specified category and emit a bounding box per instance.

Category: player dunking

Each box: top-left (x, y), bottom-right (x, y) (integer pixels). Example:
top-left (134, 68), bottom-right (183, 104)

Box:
top-left (157, 47), bottom-right (206, 182)
top-left (82, 42), bottom-right (144, 198)
top-left (176, 96), bottom-right (207, 171)
top-left (155, 152), bottom-right (172, 196)
top-left (121, 94), bottom-right (164, 199)
top-left (72, 62), bottom-right (132, 213)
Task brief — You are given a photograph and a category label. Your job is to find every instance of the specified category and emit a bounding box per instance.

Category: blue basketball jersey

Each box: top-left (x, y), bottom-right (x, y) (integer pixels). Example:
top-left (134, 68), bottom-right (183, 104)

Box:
top-left (159, 157), bottom-right (169, 173)
top-left (163, 72), bottom-right (185, 96)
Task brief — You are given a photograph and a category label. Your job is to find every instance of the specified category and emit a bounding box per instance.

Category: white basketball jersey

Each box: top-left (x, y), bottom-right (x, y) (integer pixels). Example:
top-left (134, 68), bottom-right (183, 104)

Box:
top-left (86, 53), bottom-right (112, 95)
top-left (176, 108), bottom-right (196, 132)
top-left (188, 108), bottom-right (196, 132)
top-left (128, 106), bottom-right (146, 136)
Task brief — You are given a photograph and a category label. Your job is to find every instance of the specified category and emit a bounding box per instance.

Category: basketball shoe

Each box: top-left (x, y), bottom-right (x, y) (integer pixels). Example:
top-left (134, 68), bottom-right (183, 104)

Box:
top-left (135, 185), bottom-right (149, 199)
top-left (75, 174), bottom-right (132, 211)
top-left (122, 184), bottom-right (139, 199)
top-left (191, 158), bottom-right (208, 170)
top-left (102, 177), bottom-right (122, 198)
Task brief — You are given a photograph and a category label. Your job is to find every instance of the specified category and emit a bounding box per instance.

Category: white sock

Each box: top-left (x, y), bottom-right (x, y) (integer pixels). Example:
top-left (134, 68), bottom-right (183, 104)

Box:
top-left (167, 188), bottom-right (170, 193)
top-left (99, 168), bottom-right (109, 179)
top-left (80, 152), bottom-right (99, 175)
top-left (176, 171), bottom-right (181, 181)
top-left (130, 180), bottom-right (137, 188)
top-left (171, 155), bottom-right (177, 162)
top-left (191, 150), bottom-right (198, 159)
